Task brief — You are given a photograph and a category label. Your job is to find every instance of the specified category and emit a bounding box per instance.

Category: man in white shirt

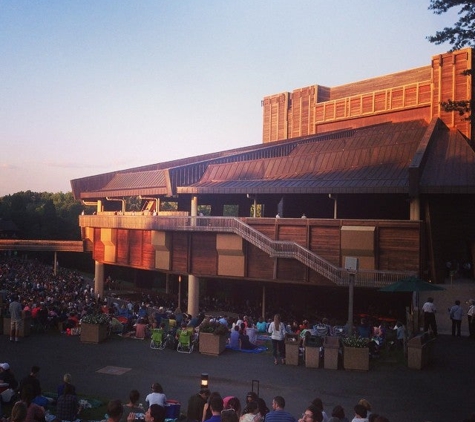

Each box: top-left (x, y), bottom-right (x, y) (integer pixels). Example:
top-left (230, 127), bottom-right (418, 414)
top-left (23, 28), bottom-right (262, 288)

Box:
top-left (422, 297), bottom-right (437, 336)
top-left (449, 300), bottom-right (464, 337)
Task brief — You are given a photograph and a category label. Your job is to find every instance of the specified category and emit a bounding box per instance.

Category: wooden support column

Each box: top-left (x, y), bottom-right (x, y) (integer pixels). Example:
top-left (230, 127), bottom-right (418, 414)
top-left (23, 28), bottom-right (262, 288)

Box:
top-left (94, 261), bottom-right (104, 300)
top-left (410, 197), bottom-right (420, 221)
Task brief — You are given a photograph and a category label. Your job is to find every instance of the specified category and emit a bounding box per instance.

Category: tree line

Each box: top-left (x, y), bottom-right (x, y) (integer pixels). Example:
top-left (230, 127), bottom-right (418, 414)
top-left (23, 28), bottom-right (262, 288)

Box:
top-left (0, 191), bottom-right (86, 240)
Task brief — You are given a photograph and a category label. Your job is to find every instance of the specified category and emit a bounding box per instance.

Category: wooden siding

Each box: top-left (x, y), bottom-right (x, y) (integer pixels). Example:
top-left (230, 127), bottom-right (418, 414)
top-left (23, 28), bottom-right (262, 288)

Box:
top-left (86, 218), bottom-right (423, 285)
top-left (277, 258), bottom-right (307, 282)
top-left (129, 231), bottom-right (143, 268)
top-left (276, 222), bottom-right (307, 247)
top-left (309, 224), bottom-right (341, 266)
top-left (142, 231), bottom-right (155, 268)
top-left (246, 243), bottom-right (274, 279)
top-left (191, 233), bottom-right (217, 276)
top-left (262, 93), bottom-right (289, 143)
top-left (93, 228), bottom-right (104, 262)
top-left (171, 233), bottom-right (189, 273)
top-left (378, 226), bottom-right (420, 272)
top-left (262, 49), bottom-right (473, 143)
top-left (116, 229), bottom-right (129, 265)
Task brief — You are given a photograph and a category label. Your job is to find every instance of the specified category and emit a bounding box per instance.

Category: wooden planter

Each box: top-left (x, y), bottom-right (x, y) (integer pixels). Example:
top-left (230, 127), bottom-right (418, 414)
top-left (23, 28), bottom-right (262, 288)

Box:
top-left (343, 346), bottom-right (369, 371)
top-left (80, 323), bottom-right (108, 344)
top-left (3, 317), bottom-right (31, 337)
top-left (199, 332), bottom-right (227, 356)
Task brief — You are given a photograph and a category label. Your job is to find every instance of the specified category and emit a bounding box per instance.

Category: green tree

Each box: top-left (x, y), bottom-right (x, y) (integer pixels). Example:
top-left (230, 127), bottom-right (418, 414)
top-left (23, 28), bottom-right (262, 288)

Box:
top-left (427, 1), bottom-right (475, 121)
top-left (0, 191), bottom-right (83, 240)
top-left (427, 1), bottom-right (475, 50)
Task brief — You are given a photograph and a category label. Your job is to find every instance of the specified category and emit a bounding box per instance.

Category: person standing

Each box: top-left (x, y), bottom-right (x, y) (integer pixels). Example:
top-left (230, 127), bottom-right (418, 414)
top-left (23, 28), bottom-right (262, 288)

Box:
top-left (422, 297), bottom-right (437, 336)
top-left (187, 388), bottom-right (210, 422)
top-left (467, 299), bottom-right (475, 340)
top-left (268, 314), bottom-right (286, 365)
top-left (265, 396), bottom-right (296, 422)
top-left (449, 300), bottom-right (464, 337)
top-left (204, 395), bottom-right (223, 422)
top-left (9, 295), bottom-right (23, 343)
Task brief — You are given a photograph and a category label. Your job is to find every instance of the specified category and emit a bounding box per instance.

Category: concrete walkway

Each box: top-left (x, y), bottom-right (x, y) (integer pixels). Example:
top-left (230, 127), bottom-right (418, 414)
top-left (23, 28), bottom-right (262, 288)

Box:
top-left (1, 328), bottom-right (474, 422)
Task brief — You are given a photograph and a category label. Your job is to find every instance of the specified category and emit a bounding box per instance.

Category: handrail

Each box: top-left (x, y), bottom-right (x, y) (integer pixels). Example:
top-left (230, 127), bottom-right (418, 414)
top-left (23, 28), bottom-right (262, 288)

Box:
top-left (79, 215), bottom-right (414, 287)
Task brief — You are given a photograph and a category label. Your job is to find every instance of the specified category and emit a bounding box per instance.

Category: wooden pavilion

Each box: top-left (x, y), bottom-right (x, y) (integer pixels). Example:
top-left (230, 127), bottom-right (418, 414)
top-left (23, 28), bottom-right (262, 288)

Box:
top-left (71, 48), bottom-right (475, 317)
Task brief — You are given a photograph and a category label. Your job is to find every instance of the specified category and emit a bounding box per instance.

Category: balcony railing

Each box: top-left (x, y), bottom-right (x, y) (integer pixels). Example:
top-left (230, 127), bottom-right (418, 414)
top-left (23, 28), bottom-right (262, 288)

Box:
top-left (80, 215), bottom-right (414, 287)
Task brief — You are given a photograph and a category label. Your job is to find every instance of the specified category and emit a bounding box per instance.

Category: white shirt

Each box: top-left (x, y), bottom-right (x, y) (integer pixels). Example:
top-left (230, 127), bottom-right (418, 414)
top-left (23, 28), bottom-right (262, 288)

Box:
top-left (422, 301), bottom-right (436, 313)
top-left (145, 392), bottom-right (167, 407)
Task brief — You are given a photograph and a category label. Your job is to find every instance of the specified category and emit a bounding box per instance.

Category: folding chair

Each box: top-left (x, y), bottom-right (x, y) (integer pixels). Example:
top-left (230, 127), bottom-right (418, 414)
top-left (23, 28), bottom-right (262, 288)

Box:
top-left (176, 329), bottom-right (193, 353)
top-left (150, 328), bottom-right (166, 350)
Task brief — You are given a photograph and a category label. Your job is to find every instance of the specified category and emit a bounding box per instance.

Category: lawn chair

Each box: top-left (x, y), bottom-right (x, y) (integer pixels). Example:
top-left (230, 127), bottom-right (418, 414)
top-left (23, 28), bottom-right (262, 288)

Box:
top-left (176, 329), bottom-right (193, 353)
top-left (150, 328), bottom-right (166, 350)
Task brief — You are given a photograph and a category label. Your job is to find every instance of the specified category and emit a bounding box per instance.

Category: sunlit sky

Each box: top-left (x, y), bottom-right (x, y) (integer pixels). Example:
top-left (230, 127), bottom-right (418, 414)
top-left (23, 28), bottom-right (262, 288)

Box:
top-left (0, 1), bottom-right (457, 196)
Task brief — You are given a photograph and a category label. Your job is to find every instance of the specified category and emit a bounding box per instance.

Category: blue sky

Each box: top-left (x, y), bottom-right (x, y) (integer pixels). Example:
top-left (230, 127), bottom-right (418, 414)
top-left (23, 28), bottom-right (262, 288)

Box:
top-left (0, 1), bottom-right (457, 196)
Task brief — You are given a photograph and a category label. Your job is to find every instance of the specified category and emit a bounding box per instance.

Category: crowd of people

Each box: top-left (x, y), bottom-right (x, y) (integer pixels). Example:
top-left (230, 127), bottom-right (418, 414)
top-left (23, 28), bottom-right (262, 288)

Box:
top-left (2, 257), bottom-right (475, 422)
top-left (0, 360), bottom-right (396, 422)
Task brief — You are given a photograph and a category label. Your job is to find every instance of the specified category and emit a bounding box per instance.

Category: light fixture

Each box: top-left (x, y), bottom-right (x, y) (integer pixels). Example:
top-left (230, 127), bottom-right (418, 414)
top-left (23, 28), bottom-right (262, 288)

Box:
top-left (201, 373), bottom-right (209, 389)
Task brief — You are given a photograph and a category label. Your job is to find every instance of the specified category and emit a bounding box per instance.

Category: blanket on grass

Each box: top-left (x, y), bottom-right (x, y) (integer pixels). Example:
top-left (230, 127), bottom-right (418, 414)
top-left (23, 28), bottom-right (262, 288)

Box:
top-left (225, 345), bottom-right (267, 353)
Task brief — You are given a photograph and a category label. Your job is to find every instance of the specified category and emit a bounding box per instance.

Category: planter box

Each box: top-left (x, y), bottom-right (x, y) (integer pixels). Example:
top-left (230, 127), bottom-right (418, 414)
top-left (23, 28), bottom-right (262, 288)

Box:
top-left (80, 323), bottom-right (108, 343)
top-left (3, 317), bottom-right (31, 337)
top-left (199, 332), bottom-right (227, 356)
top-left (284, 333), bottom-right (300, 365)
top-left (323, 336), bottom-right (340, 370)
top-left (343, 346), bottom-right (369, 371)
top-left (305, 346), bottom-right (321, 368)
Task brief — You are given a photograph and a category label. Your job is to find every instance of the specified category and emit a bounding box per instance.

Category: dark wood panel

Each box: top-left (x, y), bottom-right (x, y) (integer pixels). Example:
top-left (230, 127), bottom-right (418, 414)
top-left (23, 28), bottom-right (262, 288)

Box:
top-left (277, 225), bottom-right (307, 247)
top-left (190, 233), bottom-right (217, 276)
top-left (171, 232), bottom-right (189, 273)
top-left (116, 229), bottom-right (129, 265)
top-left (129, 231), bottom-right (143, 268)
top-left (277, 259), bottom-right (306, 282)
top-left (378, 227), bottom-right (420, 271)
top-left (142, 231), bottom-right (155, 269)
top-left (93, 228), bottom-right (104, 262)
top-left (310, 225), bottom-right (341, 265)
top-left (247, 244), bottom-right (274, 279)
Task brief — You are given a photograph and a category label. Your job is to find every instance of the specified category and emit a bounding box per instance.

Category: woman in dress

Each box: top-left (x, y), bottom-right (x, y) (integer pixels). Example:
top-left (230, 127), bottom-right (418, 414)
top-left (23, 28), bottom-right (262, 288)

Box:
top-left (267, 314), bottom-right (286, 364)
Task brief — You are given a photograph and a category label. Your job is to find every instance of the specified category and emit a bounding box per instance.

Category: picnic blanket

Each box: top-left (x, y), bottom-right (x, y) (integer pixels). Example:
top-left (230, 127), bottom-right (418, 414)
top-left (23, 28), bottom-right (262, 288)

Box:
top-left (225, 345), bottom-right (267, 353)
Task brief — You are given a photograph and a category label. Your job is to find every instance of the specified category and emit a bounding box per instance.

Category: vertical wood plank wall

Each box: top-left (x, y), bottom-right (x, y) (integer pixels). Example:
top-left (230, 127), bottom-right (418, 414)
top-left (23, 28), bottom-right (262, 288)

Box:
top-left (90, 219), bottom-right (422, 285)
top-left (263, 48), bottom-right (473, 145)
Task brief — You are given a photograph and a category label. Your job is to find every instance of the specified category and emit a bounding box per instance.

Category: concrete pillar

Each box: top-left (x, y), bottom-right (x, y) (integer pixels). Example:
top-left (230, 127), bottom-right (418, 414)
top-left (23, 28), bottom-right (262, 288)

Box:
top-left (187, 274), bottom-right (199, 317)
top-left (94, 261), bottom-right (104, 300)
top-left (191, 196), bottom-right (198, 216)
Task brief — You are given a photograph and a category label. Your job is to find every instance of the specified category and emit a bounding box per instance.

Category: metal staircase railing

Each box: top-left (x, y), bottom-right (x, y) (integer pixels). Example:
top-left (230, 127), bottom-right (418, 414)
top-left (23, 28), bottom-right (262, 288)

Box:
top-left (79, 215), bottom-right (414, 287)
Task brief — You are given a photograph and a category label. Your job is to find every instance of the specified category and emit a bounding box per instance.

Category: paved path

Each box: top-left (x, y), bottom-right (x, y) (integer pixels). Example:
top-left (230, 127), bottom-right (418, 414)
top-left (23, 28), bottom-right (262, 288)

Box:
top-left (1, 331), bottom-right (474, 422)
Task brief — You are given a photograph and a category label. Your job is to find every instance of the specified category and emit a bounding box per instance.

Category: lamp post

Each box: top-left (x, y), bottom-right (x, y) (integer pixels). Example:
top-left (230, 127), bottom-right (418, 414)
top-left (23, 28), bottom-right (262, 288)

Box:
top-left (201, 373), bottom-right (209, 389)
top-left (178, 275), bottom-right (182, 309)
top-left (344, 257), bottom-right (359, 336)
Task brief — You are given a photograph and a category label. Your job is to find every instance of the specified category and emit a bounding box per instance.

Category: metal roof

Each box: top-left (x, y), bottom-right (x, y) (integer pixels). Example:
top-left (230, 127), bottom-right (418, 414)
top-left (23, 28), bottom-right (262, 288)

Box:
top-left (179, 119), bottom-right (465, 194)
top-left (72, 119), bottom-right (475, 199)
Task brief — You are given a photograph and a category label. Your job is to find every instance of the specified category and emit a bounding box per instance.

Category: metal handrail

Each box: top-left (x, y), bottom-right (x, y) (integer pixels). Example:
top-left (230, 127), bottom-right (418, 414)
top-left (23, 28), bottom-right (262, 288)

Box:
top-left (79, 215), bottom-right (414, 287)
